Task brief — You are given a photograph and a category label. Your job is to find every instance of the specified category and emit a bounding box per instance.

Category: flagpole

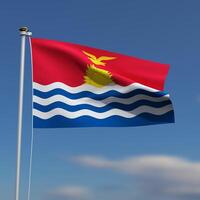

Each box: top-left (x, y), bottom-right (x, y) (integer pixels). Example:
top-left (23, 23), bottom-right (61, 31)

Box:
top-left (15, 27), bottom-right (31, 200)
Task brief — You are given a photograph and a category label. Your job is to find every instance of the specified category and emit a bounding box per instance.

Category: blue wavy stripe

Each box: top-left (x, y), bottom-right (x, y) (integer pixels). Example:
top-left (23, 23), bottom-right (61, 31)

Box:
top-left (33, 99), bottom-right (172, 113)
top-left (33, 88), bottom-right (167, 100)
top-left (33, 111), bottom-right (175, 128)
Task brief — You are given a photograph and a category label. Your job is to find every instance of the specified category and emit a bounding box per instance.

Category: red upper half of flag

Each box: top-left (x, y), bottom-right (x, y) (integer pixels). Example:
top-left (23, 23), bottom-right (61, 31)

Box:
top-left (31, 38), bottom-right (170, 90)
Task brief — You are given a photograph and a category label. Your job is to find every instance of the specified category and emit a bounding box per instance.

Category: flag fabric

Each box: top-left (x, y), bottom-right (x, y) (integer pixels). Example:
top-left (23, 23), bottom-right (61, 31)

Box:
top-left (31, 38), bottom-right (174, 128)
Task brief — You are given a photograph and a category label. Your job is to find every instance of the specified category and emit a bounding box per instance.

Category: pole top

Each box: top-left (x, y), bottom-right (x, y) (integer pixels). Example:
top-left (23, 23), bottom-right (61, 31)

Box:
top-left (19, 27), bottom-right (29, 32)
top-left (19, 27), bottom-right (32, 36)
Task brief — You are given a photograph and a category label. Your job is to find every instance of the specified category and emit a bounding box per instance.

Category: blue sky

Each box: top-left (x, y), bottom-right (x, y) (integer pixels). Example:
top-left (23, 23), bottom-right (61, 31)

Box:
top-left (0, 0), bottom-right (200, 200)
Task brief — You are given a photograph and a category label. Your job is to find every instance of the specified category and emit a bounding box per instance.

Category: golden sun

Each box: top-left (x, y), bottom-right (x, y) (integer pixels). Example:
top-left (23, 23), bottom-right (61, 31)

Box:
top-left (84, 64), bottom-right (113, 87)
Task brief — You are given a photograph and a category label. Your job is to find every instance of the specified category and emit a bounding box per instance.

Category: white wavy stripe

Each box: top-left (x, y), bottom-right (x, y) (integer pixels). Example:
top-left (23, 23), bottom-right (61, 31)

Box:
top-left (33, 93), bottom-right (170, 107)
top-left (33, 82), bottom-right (162, 94)
top-left (33, 104), bottom-right (173, 120)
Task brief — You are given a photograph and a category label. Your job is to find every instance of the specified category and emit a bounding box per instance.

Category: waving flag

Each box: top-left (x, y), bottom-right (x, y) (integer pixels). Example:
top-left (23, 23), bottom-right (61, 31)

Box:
top-left (31, 38), bottom-right (174, 128)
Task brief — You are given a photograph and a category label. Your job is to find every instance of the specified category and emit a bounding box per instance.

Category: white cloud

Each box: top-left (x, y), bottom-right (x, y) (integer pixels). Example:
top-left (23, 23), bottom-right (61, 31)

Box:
top-left (72, 155), bottom-right (200, 198)
top-left (51, 185), bottom-right (91, 199)
top-left (72, 155), bottom-right (112, 168)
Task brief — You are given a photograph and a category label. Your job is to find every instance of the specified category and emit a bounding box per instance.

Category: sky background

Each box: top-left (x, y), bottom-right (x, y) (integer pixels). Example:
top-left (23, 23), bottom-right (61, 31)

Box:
top-left (0, 0), bottom-right (200, 200)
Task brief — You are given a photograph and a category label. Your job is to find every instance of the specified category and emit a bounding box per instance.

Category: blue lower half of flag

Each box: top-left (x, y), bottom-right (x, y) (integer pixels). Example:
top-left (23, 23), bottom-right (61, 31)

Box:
top-left (33, 112), bottom-right (174, 128)
top-left (33, 82), bottom-right (175, 128)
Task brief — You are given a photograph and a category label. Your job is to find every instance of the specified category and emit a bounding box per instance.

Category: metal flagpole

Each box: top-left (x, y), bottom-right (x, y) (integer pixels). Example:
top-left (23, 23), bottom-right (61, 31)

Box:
top-left (15, 27), bottom-right (32, 200)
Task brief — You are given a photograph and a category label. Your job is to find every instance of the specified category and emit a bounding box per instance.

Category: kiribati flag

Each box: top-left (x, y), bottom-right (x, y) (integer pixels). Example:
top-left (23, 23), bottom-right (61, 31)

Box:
top-left (31, 38), bottom-right (174, 128)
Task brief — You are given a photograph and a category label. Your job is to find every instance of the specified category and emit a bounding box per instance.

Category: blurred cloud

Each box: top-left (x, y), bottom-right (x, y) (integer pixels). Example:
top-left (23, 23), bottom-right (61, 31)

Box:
top-left (49, 185), bottom-right (91, 200)
top-left (72, 155), bottom-right (200, 199)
